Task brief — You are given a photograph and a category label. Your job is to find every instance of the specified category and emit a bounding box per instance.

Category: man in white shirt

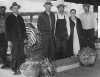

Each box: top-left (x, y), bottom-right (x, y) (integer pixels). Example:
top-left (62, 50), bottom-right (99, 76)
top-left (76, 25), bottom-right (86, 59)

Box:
top-left (80, 4), bottom-right (96, 49)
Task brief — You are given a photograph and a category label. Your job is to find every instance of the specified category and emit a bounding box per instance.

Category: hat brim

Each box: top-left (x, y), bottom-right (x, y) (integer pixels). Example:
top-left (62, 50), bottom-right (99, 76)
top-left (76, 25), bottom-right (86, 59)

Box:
top-left (43, 2), bottom-right (53, 7)
top-left (83, 4), bottom-right (90, 8)
top-left (10, 5), bottom-right (21, 10)
top-left (57, 4), bottom-right (66, 8)
top-left (0, 6), bottom-right (6, 10)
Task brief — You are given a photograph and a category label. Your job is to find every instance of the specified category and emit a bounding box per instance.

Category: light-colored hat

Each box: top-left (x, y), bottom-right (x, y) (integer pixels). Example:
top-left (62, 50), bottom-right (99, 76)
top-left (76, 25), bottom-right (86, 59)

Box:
top-left (10, 2), bottom-right (21, 10)
top-left (56, 0), bottom-right (66, 8)
top-left (57, 4), bottom-right (66, 8)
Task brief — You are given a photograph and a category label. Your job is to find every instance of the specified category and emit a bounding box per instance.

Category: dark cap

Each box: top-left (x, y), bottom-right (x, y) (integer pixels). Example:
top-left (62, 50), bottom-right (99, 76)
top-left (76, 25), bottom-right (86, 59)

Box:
top-left (83, 4), bottom-right (90, 8)
top-left (0, 6), bottom-right (6, 10)
top-left (44, 2), bottom-right (53, 6)
top-left (10, 2), bottom-right (21, 10)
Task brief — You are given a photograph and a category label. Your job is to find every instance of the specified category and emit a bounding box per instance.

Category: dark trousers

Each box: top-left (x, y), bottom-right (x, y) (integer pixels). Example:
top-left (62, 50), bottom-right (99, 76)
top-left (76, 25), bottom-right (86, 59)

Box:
top-left (11, 40), bottom-right (25, 71)
top-left (0, 33), bottom-right (9, 66)
top-left (81, 29), bottom-right (95, 49)
top-left (55, 37), bottom-right (68, 59)
top-left (40, 34), bottom-right (55, 60)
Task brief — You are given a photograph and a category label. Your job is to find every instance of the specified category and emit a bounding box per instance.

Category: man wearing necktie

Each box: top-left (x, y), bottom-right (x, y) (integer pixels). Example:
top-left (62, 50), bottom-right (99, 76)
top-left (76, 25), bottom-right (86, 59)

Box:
top-left (37, 2), bottom-right (55, 60)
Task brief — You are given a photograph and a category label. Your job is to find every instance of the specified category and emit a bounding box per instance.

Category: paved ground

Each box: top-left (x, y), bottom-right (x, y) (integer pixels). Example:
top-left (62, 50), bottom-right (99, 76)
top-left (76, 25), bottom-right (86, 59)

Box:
top-left (0, 57), bottom-right (100, 77)
top-left (0, 57), bottom-right (78, 77)
top-left (0, 68), bottom-right (23, 77)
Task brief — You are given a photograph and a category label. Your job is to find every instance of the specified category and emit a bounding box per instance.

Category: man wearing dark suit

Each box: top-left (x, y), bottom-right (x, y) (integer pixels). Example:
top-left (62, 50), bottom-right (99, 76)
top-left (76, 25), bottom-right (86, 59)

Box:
top-left (37, 2), bottom-right (55, 60)
top-left (5, 2), bottom-right (26, 75)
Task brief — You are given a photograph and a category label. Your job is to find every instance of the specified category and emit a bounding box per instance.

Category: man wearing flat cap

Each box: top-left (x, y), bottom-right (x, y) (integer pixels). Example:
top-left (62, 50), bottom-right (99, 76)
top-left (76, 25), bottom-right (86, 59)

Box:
top-left (54, 3), bottom-right (71, 59)
top-left (5, 2), bottom-right (27, 75)
top-left (37, 2), bottom-right (55, 60)
top-left (80, 4), bottom-right (96, 49)
top-left (0, 6), bottom-right (10, 69)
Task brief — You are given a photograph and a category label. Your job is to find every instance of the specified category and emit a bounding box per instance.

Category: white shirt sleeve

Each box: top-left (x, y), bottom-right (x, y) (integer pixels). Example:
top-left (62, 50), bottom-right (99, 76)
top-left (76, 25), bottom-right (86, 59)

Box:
top-left (93, 13), bottom-right (97, 31)
top-left (65, 14), bottom-right (70, 36)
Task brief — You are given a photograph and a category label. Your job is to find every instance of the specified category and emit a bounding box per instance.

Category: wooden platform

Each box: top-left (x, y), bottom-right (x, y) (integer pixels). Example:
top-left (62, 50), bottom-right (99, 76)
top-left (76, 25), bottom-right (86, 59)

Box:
top-left (56, 60), bottom-right (100, 77)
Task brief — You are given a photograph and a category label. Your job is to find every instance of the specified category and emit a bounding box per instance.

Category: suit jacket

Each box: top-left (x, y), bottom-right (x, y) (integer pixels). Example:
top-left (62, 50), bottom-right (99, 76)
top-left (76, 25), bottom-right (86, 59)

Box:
top-left (37, 12), bottom-right (55, 35)
top-left (5, 13), bottom-right (26, 41)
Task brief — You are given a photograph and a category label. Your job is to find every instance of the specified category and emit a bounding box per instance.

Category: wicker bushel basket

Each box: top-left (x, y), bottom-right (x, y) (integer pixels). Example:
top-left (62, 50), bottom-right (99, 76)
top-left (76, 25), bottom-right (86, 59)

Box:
top-left (20, 57), bottom-right (56, 77)
top-left (20, 59), bottom-right (40, 77)
top-left (78, 47), bottom-right (97, 66)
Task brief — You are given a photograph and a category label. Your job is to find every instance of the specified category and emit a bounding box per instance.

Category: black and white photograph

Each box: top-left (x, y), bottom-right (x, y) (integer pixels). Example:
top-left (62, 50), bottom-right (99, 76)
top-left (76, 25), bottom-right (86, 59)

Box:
top-left (0, 0), bottom-right (98, 77)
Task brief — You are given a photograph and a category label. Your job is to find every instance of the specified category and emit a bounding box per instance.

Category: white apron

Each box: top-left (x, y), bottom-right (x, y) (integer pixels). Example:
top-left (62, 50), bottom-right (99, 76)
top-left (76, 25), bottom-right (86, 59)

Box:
top-left (73, 20), bottom-right (80, 55)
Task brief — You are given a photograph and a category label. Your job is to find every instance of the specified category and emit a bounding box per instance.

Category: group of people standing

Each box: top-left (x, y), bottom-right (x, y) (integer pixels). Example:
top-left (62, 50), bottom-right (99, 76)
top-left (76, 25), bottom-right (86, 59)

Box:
top-left (0, 1), bottom-right (96, 75)
top-left (37, 1), bottom-right (96, 60)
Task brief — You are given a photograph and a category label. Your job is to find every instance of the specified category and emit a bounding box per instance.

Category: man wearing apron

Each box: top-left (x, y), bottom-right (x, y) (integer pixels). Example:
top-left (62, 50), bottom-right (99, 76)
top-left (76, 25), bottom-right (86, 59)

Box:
top-left (55, 3), bottom-right (71, 59)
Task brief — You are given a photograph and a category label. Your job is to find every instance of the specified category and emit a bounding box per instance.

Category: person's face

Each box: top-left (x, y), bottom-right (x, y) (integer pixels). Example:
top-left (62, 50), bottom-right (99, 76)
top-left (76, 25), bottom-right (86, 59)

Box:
top-left (44, 5), bottom-right (52, 12)
top-left (70, 10), bottom-right (76, 17)
top-left (58, 6), bottom-right (64, 13)
top-left (0, 8), bottom-right (6, 14)
top-left (11, 6), bottom-right (19, 14)
top-left (83, 6), bottom-right (90, 13)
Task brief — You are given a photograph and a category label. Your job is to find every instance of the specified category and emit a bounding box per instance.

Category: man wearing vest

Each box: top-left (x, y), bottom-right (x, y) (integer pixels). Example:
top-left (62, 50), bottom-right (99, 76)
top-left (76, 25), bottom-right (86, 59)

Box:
top-left (37, 2), bottom-right (55, 60)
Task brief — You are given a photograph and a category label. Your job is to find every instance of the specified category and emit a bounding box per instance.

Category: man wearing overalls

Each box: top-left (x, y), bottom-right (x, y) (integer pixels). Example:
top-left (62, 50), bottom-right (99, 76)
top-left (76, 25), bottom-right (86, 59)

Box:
top-left (55, 3), bottom-right (71, 59)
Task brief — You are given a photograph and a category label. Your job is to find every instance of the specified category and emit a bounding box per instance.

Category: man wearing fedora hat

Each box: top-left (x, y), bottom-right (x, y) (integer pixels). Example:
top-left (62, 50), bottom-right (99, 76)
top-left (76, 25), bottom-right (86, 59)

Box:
top-left (0, 6), bottom-right (10, 69)
top-left (80, 4), bottom-right (96, 49)
top-left (5, 2), bottom-right (26, 75)
top-left (37, 2), bottom-right (55, 60)
top-left (54, 2), bottom-right (71, 59)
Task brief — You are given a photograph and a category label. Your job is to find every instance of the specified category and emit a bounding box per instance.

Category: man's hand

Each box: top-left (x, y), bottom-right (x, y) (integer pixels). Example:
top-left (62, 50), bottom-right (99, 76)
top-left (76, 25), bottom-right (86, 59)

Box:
top-left (67, 35), bottom-right (70, 40)
top-left (94, 30), bottom-right (97, 37)
top-left (24, 39), bottom-right (28, 44)
top-left (8, 41), bottom-right (12, 46)
top-left (7, 41), bottom-right (12, 55)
